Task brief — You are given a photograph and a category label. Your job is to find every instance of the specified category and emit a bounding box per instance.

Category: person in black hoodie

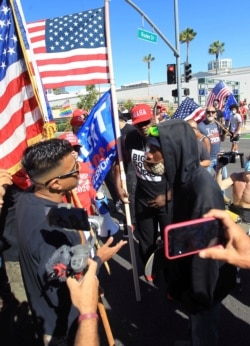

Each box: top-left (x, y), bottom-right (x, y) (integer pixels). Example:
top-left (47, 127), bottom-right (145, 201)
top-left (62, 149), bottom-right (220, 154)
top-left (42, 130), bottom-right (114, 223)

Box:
top-left (143, 120), bottom-right (236, 346)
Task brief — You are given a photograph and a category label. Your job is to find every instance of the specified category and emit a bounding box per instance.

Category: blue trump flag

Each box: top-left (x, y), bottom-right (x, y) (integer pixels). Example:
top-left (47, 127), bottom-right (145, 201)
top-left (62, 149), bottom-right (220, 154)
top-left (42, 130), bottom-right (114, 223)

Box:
top-left (223, 93), bottom-right (238, 121)
top-left (77, 89), bottom-right (117, 190)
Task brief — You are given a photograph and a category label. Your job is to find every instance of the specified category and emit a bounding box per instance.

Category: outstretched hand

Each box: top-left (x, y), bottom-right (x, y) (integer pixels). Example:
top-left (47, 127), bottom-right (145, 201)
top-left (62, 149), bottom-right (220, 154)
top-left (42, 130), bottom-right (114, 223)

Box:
top-left (96, 236), bottom-right (127, 263)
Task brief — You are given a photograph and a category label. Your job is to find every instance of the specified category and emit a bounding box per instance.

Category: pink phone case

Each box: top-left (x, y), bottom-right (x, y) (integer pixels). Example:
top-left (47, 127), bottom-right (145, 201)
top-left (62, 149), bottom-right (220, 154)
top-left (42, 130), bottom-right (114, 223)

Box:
top-left (164, 217), bottom-right (221, 259)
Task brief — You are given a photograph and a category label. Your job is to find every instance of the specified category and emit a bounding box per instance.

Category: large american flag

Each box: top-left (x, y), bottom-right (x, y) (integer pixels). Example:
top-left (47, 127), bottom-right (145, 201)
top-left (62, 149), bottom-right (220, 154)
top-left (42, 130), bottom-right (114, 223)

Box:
top-left (206, 81), bottom-right (231, 109)
top-left (0, 0), bottom-right (43, 174)
top-left (26, 7), bottom-right (110, 89)
top-left (171, 97), bottom-right (206, 123)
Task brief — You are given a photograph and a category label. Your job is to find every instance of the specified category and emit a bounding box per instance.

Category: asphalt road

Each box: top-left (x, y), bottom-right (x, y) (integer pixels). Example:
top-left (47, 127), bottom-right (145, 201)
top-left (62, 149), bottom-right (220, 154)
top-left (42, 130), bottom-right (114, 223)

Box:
top-left (98, 229), bottom-right (250, 346)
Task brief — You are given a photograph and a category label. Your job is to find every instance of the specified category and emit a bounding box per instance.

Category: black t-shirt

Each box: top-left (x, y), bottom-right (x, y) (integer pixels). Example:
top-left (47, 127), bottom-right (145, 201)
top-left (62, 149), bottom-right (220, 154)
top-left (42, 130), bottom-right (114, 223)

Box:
top-left (15, 190), bottom-right (81, 336)
top-left (125, 129), bottom-right (168, 206)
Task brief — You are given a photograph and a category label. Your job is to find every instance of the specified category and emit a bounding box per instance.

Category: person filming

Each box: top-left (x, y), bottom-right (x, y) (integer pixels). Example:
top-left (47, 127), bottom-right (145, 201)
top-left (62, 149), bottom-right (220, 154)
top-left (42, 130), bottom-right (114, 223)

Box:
top-left (216, 154), bottom-right (250, 233)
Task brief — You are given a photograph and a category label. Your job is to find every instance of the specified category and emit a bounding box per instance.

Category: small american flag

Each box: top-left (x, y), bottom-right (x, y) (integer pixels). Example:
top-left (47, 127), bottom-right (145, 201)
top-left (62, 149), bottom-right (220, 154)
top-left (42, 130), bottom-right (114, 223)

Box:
top-left (27, 7), bottom-right (110, 89)
top-left (171, 97), bottom-right (206, 123)
top-left (0, 0), bottom-right (44, 173)
top-left (206, 81), bottom-right (231, 109)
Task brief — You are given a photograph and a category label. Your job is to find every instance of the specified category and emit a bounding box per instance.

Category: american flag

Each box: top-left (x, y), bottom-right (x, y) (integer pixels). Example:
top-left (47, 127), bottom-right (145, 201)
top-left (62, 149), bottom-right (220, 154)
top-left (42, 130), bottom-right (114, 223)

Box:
top-left (26, 7), bottom-right (110, 89)
top-left (206, 81), bottom-right (231, 109)
top-left (171, 97), bottom-right (206, 123)
top-left (0, 0), bottom-right (44, 174)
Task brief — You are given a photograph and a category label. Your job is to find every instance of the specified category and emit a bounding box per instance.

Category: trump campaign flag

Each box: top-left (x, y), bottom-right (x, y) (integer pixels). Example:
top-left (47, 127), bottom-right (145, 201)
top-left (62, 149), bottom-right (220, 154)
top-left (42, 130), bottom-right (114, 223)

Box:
top-left (0, 0), bottom-right (44, 173)
top-left (171, 97), bottom-right (206, 123)
top-left (206, 81), bottom-right (231, 109)
top-left (26, 7), bottom-right (110, 89)
top-left (77, 89), bottom-right (116, 190)
top-left (223, 93), bottom-right (238, 122)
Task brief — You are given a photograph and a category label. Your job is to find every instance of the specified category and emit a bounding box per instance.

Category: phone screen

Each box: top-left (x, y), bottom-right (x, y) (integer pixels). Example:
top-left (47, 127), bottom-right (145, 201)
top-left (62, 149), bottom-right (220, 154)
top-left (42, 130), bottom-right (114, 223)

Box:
top-left (46, 206), bottom-right (90, 230)
top-left (164, 217), bottom-right (225, 259)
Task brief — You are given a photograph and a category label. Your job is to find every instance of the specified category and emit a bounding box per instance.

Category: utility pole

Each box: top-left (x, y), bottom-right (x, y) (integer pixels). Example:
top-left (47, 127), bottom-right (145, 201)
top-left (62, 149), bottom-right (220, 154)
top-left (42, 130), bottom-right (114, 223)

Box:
top-left (125, 0), bottom-right (181, 106)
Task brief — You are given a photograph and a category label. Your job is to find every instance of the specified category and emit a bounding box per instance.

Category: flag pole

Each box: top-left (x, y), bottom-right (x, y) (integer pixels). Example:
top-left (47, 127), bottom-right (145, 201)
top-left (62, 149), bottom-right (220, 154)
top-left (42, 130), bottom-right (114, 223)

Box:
top-left (104, 0), bottom-right (141, 301)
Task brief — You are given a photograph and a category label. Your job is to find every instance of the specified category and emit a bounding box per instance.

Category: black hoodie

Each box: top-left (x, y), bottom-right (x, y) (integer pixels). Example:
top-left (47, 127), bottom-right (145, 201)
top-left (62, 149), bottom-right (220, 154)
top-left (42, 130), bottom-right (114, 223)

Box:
top-left (156, 120), bottom-right (236, 313)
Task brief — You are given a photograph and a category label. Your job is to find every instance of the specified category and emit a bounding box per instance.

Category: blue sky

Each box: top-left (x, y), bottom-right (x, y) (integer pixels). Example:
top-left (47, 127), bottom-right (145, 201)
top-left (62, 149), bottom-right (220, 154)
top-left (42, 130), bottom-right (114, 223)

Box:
top-left (20, 0), bottom-right (250, 89)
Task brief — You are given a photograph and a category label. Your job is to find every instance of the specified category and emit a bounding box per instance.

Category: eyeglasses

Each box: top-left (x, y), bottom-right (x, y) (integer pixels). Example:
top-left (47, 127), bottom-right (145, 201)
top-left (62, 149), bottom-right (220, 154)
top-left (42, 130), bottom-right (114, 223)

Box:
top-left (44, 161), bottom-right (80, 186)
top-left (206, 110), bottom-right (216, 114)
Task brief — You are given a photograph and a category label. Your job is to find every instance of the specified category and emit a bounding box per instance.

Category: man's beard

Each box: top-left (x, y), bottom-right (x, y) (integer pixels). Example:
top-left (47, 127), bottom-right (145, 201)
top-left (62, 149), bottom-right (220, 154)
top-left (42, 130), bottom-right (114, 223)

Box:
top-left (143, 160), bottom-right (165, 176)
top-left (206, 116), bottom-right (214, 122)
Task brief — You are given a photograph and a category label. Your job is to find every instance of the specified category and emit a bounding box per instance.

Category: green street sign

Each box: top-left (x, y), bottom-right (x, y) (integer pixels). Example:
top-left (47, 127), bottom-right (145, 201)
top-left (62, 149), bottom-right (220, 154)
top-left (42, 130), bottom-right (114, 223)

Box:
top-left (137, 29), bottom-right (158, 43)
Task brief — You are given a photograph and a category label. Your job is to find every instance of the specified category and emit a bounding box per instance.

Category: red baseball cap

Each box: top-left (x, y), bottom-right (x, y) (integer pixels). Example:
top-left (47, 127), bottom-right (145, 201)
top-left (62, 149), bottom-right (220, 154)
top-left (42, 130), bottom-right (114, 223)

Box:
top-left (70, 109), bottom-right (87, 127)
top-left (58, 132), bottom-right (81, 147)
top-left (73, 109), bottom-right (86, 117)
top-left (70, 116), bottom-right (85, 127)
top-left (156, 103), bottom-right (166, 112)
top-left (131, 104), bottom-right (153, 125)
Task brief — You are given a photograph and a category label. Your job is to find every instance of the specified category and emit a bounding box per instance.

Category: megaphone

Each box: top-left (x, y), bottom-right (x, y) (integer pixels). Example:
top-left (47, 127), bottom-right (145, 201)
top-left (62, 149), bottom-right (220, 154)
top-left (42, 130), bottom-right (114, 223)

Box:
top-left (94, 192), bottom-right (120, 237)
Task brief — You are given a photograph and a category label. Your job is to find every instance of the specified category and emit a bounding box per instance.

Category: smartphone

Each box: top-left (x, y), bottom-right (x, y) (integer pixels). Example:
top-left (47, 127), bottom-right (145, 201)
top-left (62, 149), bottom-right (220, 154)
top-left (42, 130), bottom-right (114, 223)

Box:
top-left (45, 205), bottom-right (90, 231)
top-left (164, 217), bottom-right (225, 260)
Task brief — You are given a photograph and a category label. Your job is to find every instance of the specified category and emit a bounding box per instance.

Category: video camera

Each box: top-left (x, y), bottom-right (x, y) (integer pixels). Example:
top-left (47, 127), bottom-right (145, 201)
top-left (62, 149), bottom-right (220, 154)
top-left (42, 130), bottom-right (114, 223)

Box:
top-left (217, 151), bottom-right (244, 168)
top-left (46, 244), bottom-right (90, 282)
top-left (44, 205), bottom-right (98, 282)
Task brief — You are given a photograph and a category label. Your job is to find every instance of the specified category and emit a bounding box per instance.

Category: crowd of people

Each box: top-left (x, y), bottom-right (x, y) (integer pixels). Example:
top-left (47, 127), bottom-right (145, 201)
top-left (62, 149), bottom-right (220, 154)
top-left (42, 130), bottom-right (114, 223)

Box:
top-left (1, 96), bottom-right (250, 345)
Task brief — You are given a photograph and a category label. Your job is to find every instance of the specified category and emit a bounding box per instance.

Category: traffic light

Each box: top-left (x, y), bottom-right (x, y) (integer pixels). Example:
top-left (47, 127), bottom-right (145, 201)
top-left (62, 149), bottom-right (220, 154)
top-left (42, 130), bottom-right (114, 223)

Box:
top-left (184, 88), bottom-right (190, 96)
top-left (184, 63), bottom-right (192, 82)
top-left (167, 64), bottom-right (176, 84)
top-left (172, 89), bottom-right (178, 97)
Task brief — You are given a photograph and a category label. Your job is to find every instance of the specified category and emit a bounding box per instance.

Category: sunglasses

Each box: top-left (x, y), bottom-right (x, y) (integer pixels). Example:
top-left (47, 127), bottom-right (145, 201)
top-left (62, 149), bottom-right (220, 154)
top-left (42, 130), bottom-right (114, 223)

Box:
top-left (44, 161), bottom-right (80, 186)
top-left (206, 110), bottom-right (216, 115)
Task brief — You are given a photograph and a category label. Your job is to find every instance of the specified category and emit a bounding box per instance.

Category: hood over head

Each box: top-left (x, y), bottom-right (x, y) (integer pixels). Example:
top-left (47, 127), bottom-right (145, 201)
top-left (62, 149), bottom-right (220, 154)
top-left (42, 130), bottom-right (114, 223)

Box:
top-left (155, 120), bottom-right (200, 187)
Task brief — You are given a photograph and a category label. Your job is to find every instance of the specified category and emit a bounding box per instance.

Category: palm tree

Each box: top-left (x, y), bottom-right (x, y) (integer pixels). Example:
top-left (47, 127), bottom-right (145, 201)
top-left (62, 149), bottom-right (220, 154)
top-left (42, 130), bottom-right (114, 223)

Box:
top-left (143, 54), bottom-right (155, 84)
top-left (208, 40), bottom-right (225, 74)
top-left (179, 28), bottom-right (197, 63)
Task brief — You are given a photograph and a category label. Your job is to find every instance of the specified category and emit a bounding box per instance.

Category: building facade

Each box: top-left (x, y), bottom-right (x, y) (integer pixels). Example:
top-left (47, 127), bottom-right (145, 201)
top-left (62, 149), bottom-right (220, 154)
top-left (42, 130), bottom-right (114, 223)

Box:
top-left (115, 65), bottom-right (250, 107)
